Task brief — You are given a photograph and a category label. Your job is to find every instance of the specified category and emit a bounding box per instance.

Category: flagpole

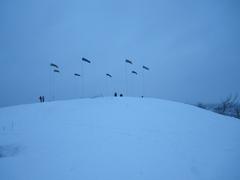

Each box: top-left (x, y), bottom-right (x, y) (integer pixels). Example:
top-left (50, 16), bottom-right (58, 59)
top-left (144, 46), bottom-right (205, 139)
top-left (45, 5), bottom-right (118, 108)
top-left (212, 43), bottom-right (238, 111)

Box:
top-left (81, 61), bottom-right (85, 97)
top-left (124, 59), bottom-right (133, 96)
top-left (49, 63), bottom-right (60, 101)
top-left (81, 57), bottom-right (92, 98)
top-left (142, 65), bottom-right (150, 97)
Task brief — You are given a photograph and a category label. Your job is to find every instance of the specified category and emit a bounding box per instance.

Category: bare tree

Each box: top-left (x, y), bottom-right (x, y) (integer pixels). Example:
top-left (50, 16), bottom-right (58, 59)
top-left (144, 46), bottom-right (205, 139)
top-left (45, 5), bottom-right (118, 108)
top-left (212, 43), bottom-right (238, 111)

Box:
top-left (214, 94), bottom-right (238, 114)
top-left (235, 106), bottom-right (240, 119)
top-left (195, 94), bottom-right (240, 119)
top-left (197, 103), bottom-right (206, 109)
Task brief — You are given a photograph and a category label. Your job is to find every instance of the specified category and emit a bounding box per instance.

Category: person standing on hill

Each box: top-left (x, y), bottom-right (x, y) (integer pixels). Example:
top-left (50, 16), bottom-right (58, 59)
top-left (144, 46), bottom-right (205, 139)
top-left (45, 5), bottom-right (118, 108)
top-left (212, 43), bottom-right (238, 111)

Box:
top-left (39, 96), bottom-right (42, 103)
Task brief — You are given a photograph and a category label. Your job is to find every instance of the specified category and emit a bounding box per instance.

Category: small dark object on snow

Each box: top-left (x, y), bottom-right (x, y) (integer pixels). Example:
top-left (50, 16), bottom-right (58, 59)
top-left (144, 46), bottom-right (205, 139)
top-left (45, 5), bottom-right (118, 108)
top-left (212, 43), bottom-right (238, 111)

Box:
top-left (120, 94), bottom-right (123, 97)
top-left (39, 96), bottom-right (45, 103)
top-left (39, 96), bottom-right (42, 102)
top-left (114, 92), bottom-right (117, 97)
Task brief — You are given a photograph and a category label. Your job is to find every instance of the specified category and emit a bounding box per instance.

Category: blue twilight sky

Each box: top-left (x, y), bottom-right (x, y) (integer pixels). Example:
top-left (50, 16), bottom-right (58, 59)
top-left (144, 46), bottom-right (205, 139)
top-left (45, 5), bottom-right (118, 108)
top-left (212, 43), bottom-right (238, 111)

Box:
top-left (0, 0), bottom-right (240, 107)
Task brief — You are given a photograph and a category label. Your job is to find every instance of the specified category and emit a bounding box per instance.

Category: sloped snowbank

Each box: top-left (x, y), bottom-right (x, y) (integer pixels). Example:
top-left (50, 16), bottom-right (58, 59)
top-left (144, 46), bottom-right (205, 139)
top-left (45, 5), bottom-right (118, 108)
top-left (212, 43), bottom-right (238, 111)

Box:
top-left (0, 97), bottom-right (240, 180)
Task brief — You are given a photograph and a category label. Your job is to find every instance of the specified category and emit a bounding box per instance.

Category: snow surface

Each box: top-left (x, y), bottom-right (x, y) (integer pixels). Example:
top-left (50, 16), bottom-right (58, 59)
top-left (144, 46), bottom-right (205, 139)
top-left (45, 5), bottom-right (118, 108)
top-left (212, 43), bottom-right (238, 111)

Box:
top-left (0, 97), bottom-right (240, 180)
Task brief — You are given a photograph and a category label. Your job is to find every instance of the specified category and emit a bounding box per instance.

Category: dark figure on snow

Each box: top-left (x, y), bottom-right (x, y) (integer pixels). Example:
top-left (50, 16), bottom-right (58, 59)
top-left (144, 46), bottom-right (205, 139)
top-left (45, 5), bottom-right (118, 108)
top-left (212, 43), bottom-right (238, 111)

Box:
top-left (39, 96), bottom-right (45, 103)
top-left (120, 94), bottom-right (123, 97)
top-left (39, 96), bottom-right (42, 103)
top-left (114, 92), bottom-right (117, 97)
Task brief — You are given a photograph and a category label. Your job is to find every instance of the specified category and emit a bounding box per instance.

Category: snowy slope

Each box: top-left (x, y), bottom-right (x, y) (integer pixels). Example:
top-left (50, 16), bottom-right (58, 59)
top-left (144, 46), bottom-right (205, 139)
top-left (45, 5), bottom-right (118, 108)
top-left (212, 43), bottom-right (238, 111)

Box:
top-left (0, 97), bottom-right (240, 180)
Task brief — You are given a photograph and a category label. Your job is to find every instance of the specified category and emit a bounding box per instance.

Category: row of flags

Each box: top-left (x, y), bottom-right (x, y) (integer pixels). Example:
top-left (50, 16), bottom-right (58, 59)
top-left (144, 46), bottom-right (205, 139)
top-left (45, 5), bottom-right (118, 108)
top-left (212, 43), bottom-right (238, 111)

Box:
top-left (125, 59), bottom-right (150, 73)
top-left (50, 58), bottom-right (150, 78)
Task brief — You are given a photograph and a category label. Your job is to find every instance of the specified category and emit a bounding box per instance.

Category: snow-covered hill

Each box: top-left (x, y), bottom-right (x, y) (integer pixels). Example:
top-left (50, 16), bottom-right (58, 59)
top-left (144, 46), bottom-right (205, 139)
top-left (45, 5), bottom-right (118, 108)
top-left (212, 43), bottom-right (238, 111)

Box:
top-left (0, 97), bottom-right (240, 180)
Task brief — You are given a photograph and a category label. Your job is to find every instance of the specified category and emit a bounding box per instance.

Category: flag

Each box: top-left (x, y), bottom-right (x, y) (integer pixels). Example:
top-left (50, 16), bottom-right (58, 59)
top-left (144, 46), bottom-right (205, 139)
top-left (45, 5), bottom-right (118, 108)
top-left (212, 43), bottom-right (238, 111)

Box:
top-left (142, 66), bottom-right (150, 70)
top-left (106, 73), bottom-right (112, 78)
top-left (125, 59), bottom-right (133, 64)
top-left (74, 73), bottom-right (80, 77)
top-left (53, 69), bottom-right (60, 73)
top-left (50, 63), bottom-right (59, 69)
top-left (132, 71), bottom-right (138, 75)
top-left (82, 57), bottom-right (91, 64)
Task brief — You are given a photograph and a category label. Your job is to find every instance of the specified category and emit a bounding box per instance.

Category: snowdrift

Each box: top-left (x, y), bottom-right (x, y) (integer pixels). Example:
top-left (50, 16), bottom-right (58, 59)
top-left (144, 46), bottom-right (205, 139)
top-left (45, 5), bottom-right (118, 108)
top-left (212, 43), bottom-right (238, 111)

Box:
top-left (0, 97), bottom-right (240, 180)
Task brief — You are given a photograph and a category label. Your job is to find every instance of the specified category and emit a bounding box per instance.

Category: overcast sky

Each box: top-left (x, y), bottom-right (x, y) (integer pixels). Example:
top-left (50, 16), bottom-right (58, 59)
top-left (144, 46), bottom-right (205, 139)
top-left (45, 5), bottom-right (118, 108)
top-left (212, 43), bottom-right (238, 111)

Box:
top-left (0, 0), bottom-right (240, 107)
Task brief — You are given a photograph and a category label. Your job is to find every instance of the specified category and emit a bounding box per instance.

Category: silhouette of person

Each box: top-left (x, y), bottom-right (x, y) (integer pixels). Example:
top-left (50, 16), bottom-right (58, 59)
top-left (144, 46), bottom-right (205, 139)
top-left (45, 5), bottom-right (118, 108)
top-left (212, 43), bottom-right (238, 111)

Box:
top-left (114, 92), bottom-right (117, 97)
top-left (39, 96), bottom-right (42, 103)
top-left (120, 94), bottom-right (123, 97)
top-left (42, 96), bottom-right (45, 102)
